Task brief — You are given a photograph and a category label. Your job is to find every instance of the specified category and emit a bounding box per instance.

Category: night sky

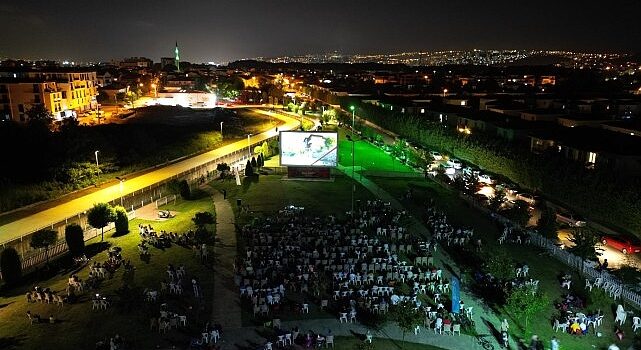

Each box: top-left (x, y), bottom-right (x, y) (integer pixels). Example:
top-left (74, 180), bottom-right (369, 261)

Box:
top-left (1, 0), bottom-right (640, 63)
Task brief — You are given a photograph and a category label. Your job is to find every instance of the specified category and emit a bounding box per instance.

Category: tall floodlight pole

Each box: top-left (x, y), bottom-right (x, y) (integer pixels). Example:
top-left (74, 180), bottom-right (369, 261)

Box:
top-left (350, 105), bottom-right (355, 213)
top-left (247, 134), bottom-right (252, 158)
top-left (95, 150), bottom-right (100, 167)
top-left (220, 121), bottom-right (224, 138)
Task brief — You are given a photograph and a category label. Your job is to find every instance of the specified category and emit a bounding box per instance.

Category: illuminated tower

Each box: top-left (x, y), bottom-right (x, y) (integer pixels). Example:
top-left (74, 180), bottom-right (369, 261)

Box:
top-left (175, 41), bottom-right (180, 72)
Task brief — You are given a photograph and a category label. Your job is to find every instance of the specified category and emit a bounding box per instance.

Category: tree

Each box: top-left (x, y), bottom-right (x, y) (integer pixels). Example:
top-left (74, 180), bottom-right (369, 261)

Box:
top-left (488, 188), bottom-right (506, 212)
top-left (166, 179), bottom-right (182, 196)
top-left (192, 211), bottom-right (215, 227)
top-left (26, 104), bottom-right (54, 129)
top-left (390, 301), bottom-right (423, 347)
top-left (567, 227), bottom-right (602, 261)
top-left (64, 224), bottom-right (85, 257)
top-left (251, 156), bottom-right (257, 169)
top-left (537, 203), bottom-right (559, 240)
top-left (114, 206), bottom-right (129, 235)
top-left (87, 203), bottom-right (116, 241)
top-left (483, 247), bottom-right (515, 280)
top-left (30, 229), bottom-right (58, 263)
top-left (0, 248), bottom-right (22, 285)
top-left (505, 285), bottom-right (549, 336)
top-left (245, 160), bottom-right (253, 176)
top-left (178, 179), bottom-right (191, 200)
top-left (502, 200), bottom-right (531, 228)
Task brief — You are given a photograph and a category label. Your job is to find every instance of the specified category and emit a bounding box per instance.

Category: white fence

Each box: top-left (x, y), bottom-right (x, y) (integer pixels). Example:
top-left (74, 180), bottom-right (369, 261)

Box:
top-left (155, 194), bottom-right (177, 208)
top-left (528, 231), bottom-right (641, 309)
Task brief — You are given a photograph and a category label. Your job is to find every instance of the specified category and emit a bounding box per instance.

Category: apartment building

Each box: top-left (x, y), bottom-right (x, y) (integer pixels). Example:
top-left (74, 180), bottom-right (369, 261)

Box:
top-left (0, 69), bottom-right (98, 122)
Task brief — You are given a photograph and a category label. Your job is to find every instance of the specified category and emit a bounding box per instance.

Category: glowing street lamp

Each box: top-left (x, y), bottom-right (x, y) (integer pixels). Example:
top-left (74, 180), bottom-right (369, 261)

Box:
top-left (116, 177), bottom-right (125, 206)
top-left (94, 150), bottom-right (99, 167)
top-left (443, 88), bottom-right (448, 97)
top-left (220, 121), bottom-right (224, 138)
top-left (247, 134), bottom-right (252, 158)
top-left (350, 105), bottom-right (356, 213)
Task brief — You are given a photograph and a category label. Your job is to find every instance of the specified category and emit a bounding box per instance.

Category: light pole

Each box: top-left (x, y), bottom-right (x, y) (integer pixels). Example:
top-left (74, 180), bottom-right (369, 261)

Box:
top-left (350, 105), bottom-right (356, 213)
top-left (443, 88), bottom-right (448, 97)
top-left (94, 150), bottom-right (99, 168)
top-left (116, 177), bottom-right (125, 206)
top-left (220, 121), bottom-right (224, 138)
top-left (247, 134), bottom-right (252, 158)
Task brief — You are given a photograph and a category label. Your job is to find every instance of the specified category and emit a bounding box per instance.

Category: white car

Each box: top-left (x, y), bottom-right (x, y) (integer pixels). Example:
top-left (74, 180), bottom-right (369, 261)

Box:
top-left (429, 151), bottom-right (443, 160)
top-left (516, 193), bottom-right (540, 206)
top-left (478, 173), bottom-right (494, 184)
top-left (556, 212), bottom-right (587, 227)
top-left (447, 158), bottom-right (463, 169)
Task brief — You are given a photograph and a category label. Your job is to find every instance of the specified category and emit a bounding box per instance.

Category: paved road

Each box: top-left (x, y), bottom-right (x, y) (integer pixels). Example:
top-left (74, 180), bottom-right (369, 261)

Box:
top-left (0, 109), bottom-right (299, 245)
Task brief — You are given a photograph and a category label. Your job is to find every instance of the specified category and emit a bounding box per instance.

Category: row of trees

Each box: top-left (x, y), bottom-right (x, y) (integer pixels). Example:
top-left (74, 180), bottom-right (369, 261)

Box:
top-left (2, 202), bottom-right (130, 286)
top-left (0, 223), bottom-right (88, 286)
top-left (342, 99), bottom-right (641, 235)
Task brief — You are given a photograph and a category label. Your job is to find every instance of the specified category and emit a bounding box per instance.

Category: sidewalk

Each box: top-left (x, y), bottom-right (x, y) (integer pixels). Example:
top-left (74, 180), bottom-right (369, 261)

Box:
top-left (208, 188), bottom-right (242, 328)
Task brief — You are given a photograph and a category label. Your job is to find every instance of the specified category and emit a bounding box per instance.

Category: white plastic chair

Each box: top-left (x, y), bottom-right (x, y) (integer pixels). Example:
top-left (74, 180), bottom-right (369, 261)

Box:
top-left (633, 317), bottom-right (641, 332)
top-left (453, 324), bottom-right (461, 335)
top-left (339, 312), bottom-right (348, 323)
top-left (325, 335), bottom-right (334, 348)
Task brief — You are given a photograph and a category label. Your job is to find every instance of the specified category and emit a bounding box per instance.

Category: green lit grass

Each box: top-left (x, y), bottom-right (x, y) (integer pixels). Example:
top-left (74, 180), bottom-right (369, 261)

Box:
top-left (0, 195), bottom-right (215, 349)
top-left (337, 129), bottom-right (414, 173)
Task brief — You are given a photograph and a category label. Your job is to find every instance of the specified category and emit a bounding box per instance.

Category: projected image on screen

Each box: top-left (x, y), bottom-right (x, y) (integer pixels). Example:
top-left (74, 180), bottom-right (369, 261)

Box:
top-left (280, 131), bottom-right (338, 167)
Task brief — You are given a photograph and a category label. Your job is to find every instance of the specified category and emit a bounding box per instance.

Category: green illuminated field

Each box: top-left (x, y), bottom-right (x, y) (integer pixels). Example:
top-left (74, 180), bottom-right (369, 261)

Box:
top-left (337, 129), bottom-right (414, 173)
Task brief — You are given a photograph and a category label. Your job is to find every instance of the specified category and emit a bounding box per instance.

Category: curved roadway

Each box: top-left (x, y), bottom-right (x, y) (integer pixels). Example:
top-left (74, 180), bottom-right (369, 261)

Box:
top-left (0, 108), bottom-right (300, 244)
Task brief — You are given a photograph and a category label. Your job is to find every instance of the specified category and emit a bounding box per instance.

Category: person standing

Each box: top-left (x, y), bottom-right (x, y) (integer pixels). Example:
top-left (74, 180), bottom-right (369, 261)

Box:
top-left (550, 336), bottom-right (559, 350)
top-left (223, 189), bottom-right (227, 199)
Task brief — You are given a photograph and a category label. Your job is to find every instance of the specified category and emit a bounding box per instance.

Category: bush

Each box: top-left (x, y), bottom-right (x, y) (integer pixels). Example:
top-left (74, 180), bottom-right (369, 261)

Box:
top-left (245, 160), bottom-right (253, 176)
top-left (178, 179), bottom-right (191, 200)
top-left (192, 211), bottom-right (215, 227)
top-left (0, 248), bottom-right (22, 285)
top-left (194, 226), bottom-right (212, 244)
top-left (64, 224), bottom-right (85, 257)
top-left (114, 206), bottom-right (129, 235)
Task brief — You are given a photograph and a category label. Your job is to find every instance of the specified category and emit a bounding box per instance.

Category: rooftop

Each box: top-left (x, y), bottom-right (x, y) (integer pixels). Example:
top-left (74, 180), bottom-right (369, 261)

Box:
top-left (530, 126), bottom-right (641, 156)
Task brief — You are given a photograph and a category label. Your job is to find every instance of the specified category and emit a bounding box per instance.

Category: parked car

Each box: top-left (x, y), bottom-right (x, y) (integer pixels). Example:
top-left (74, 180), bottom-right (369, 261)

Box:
top-left (429, 151), bottom-right (443, 160)
top-left (556, 212), bottom-right (587, 227)
top-left (516, 193), bottom-right (540, 206)
top-left (496, 182), bottom-right (518, 196)
top-left (478, 173), bottom-right (494, 184)
top-left (447, 158), bottom-right (463, 169)
top-left (601, 235), bottom-right (641, 254)
top-left (462, 167), bottom-right (479, 177)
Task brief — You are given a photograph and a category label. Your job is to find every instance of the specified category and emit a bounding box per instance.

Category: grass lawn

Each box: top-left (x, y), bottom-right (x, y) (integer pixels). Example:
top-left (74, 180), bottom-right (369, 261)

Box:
top-left (209, 173), bottom-right (374, 225)
top-left (0, 194), bottom-right (216, 349)
top-left (333, 336), bottom-right (447, 350)
top-left (337, 129), bottom-right (414, 173)
top-left (369, 177), bottom-right (641, 350)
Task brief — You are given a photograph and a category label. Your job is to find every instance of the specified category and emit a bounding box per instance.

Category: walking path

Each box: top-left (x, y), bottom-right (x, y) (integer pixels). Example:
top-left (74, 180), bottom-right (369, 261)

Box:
top-left (208, 188), bottom-right (243, 329)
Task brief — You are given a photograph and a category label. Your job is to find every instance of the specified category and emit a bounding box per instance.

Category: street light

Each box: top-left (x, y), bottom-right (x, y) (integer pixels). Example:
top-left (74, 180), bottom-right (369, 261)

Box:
top-left (220, 121), bottom-right (224, 138)
top-left (116, 177), bottom-right (125, 206)
top-left (350, 105), bottom-right (356, 213)
top-left (247, 134), bottom-right (252, 158)
top-left (443, 88), bottom-right (448, 97)
top-left (94, 150), bottom-right (99, 167)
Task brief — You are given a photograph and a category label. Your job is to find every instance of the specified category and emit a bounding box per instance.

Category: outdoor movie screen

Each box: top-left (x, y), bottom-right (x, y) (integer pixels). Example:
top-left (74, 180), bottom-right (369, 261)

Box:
top-left (279, 131), bottom-right (338, 167)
